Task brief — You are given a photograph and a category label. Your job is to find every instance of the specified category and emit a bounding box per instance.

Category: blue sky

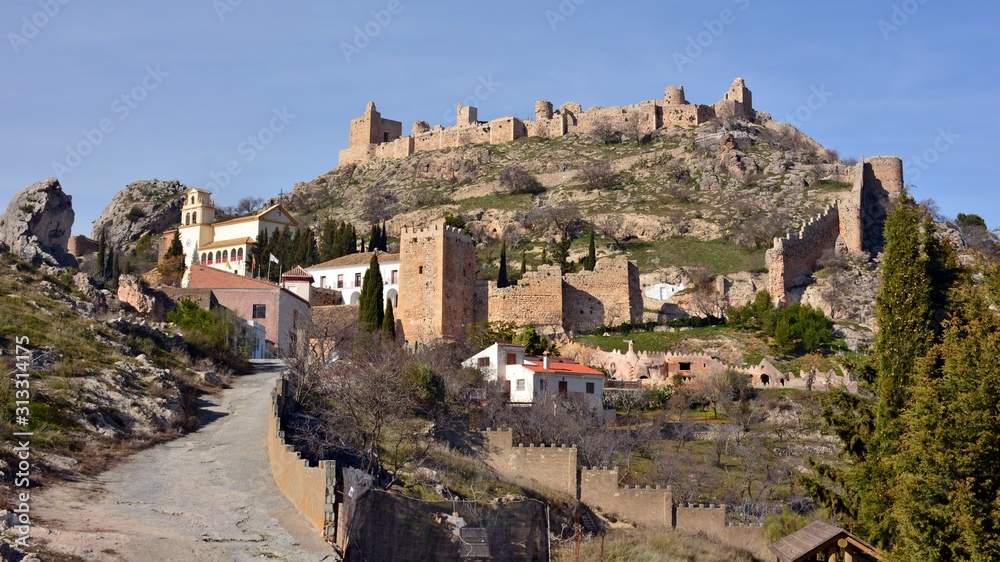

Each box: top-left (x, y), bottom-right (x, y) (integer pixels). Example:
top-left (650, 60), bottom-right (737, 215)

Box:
top-left (3, 0), bottom-right (998, 234)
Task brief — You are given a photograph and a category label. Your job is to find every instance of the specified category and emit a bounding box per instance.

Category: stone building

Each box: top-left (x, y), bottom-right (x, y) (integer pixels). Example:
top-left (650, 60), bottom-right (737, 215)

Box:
top-left (338, 78), bottom-right (756, 167)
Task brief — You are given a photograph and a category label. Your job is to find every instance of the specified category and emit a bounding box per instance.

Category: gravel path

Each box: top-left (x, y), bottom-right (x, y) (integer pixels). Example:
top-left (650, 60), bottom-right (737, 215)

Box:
top-left (31, 360), bottom-right (338, 561)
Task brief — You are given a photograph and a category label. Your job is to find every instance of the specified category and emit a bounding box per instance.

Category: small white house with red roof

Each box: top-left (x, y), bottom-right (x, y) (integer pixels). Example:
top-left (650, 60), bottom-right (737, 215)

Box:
top-left (463, 343), bottom-right (605, 408)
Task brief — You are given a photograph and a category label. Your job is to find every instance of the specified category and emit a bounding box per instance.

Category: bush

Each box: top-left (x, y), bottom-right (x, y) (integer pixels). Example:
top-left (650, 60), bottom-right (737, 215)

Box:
top-left (167, 299), bottom-right (251, 370)
top-left (499, 166), bottom-right (544, 195)
top-left (577, 161), bottom-right (618, 190)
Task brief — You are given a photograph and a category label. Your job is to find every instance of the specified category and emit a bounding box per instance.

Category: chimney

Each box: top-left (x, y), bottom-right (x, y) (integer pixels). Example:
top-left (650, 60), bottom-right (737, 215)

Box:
top-left (543, 351), bottom-right (550, 370)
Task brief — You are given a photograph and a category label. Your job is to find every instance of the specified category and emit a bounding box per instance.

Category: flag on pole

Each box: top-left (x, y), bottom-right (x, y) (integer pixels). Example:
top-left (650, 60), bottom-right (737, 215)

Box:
top-left (269, 253), bottom-right (279, 264)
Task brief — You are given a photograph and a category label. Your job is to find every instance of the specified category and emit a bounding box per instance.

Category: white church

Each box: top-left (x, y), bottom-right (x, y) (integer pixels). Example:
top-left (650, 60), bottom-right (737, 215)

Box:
top-left (172, 187), bottom-right (298, 280)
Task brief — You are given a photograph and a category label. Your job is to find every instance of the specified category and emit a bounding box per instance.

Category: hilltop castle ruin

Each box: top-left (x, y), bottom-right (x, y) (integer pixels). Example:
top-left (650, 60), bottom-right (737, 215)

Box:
top-left (338, 78), bottom-right (756, 167)
top-left (766, 156), bottom-right (904, 304)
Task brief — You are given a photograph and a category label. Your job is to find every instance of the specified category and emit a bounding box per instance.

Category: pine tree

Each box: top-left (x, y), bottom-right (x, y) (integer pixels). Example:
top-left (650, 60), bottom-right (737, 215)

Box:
top-left (497, 240), bottom-right (509, 288)
top-left (382, 299), bottom-right (396, 340)
top-left (358, 253), bottom-right (384, 332)
top-left (583, 226), bottom-right (597, 271)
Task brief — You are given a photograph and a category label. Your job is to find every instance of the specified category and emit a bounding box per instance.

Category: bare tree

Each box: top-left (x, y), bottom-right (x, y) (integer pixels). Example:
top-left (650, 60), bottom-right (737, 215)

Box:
top-left (577, 160), bottom-right (619, 191)
top-left (596, 214), bottom-right (626, 250)
top-left (499, 165), bottom-right (544, 195)
top-left (620, 118), bottom-right (644, 146)
top-left (589, 117), bottom-right (621, 144)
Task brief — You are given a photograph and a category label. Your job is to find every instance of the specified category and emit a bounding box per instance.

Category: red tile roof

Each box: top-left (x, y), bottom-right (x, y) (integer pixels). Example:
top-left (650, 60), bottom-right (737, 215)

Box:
top-left (282, 266), bottom-right (314, 282)
top-left (523, 356), bottom-right (603, 376)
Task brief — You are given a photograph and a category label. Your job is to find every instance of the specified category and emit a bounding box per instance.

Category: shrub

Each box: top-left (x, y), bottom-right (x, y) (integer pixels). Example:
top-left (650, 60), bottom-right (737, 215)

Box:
top-left (577, 161), bottom-right (618, 190)
top-left (167, 299), bottom-right (251, 370)
top-left (499, 166), bottom-right (544, 195)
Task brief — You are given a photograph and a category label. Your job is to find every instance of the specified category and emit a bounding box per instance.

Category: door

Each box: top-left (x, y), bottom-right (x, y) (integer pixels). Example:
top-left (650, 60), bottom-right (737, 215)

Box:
top-left (558, 381), bottom-right (567, 395)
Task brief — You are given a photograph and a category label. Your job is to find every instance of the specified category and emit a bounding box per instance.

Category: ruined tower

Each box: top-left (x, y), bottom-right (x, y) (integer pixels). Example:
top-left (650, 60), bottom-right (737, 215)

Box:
top-left (396, 221), bottom-right (478, 345)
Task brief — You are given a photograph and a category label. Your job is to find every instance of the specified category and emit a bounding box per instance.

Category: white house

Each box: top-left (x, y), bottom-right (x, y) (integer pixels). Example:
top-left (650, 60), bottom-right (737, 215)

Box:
top-left (463, 343), bottom-right (606, 409)
top-left (306, 251), bottom-right (400, 308)
top-left (169, 187), bottom-right (299, 283)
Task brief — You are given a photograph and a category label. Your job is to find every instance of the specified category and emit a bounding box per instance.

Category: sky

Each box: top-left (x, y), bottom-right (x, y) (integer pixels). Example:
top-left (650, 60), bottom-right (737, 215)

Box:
top-left (3, 0), bottom-right (998, 236)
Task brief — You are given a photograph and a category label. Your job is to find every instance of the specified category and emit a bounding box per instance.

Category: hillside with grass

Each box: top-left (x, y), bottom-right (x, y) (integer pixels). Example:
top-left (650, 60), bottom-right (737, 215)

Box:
top-left (280, 118), bottom-right (854, 289)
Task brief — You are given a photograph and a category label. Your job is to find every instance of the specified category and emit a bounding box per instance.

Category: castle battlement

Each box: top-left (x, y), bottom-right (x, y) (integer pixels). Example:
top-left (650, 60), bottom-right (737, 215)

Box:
top-left (339, 78), bottom-right (755, 167)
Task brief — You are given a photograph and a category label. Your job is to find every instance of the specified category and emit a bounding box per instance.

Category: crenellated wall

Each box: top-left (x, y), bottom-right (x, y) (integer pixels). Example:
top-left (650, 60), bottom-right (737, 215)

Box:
top-left (562, 257), bottom-right (643, 333)
top-left (765, 204), bottom-right (842, 305)
top-left (580, 467), bottom-right (673, 528)
top-left (487, 265), bottom-right (564, 333)
top-left (482, 428), bottom-right (578, 497)
top-left (339, 78), bottom-right (754, 166)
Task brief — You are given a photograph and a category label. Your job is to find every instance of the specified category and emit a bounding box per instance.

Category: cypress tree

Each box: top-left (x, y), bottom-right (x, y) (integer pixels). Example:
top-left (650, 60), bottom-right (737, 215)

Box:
top-left (520, 249), bottom-right (527, 276)
top-left (382, 299), bottom-right (396, 340)
top-left (165, 229), bottom-right (183, 259)
top-left (584, 226), bottom-right (597, 271)
top-left (320, 219), bottom-right (336, 261)
top-left (97, 229), bottom-right (107, 278)
top-left (110, 251), bottom-right (120, 284)
top-left (497, 240), bottom-right (509, 288)
top-left (358, 253), bottom-right (384, 332)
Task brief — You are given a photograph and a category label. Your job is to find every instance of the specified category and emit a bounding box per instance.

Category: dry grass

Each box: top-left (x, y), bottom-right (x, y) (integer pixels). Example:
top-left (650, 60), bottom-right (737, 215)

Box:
top-left (554, 528), bottom-right (761, 562)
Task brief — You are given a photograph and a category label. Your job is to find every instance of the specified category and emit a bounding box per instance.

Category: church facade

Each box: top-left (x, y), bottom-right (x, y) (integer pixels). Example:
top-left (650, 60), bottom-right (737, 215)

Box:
top-left (172, 187), bottom-right (298, 282)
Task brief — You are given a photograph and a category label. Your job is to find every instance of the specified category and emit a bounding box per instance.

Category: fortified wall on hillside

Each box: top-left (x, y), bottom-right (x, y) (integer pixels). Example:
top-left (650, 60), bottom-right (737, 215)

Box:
top-left (338, 78), bottom-right (756, 166)
top-left (766, 156), bottom-right (904, 304)
top-left (394, 222), bottom-right (642, 345)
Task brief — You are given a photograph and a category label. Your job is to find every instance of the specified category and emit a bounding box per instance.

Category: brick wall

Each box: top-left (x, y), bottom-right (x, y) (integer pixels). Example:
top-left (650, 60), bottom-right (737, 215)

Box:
top-left (267, 376), bottom-right (337, 538)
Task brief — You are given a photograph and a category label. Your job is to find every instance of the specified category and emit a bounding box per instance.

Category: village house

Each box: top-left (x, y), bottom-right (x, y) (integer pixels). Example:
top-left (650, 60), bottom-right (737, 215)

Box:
top-left (164, 187), bottom-right (298, 282)
top-left (463, 343), bottom-right (606, 409)
top-left (768, 521), bottom-right (880, 562)
top-left (305, 251), bottom-right (400, 308)
top-left (187, 263), bottom-right (311, 355)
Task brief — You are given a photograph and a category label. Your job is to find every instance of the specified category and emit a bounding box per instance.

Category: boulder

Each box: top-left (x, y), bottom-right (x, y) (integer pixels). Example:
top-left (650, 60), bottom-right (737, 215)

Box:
top-left (117, 274), bottom-right (172, 322)
top-left (0, 178), bottom-right (77, 267)
top-left (91, 179), bottom-right (187, 250)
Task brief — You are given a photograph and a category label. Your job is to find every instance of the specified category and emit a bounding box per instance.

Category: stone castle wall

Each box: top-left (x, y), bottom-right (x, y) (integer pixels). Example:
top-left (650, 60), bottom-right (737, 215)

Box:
top-left (765, 204), bottom-right (842, 304)
top-left (267, 376), bottom-right (337, 538)
top-left (482, 429), bottom-right (578, 497)
top-left (766, 155), bottom-right (904, 304)
top-left (482, 428), bottom-right (767, 558)
top-left (562, 257), bottom-right (643, 333)
top-left (339, 78), bottom-right (754, 167)
top-left (487, 265), bottom-right (564, 333)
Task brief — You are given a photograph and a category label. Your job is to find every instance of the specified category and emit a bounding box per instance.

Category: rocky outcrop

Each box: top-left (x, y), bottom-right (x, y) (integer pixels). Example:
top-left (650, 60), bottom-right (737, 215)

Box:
top-left (117, 274), bottom-right (173, 322)
top-left (0, 178), bottom-right (76, 267)
top-left (91, 179), bottom-right (187, 250)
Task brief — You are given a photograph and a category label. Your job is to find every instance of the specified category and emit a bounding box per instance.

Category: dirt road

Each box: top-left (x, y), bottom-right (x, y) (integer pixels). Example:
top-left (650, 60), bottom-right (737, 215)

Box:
top-left (31, 360), bottom-right (338, 561)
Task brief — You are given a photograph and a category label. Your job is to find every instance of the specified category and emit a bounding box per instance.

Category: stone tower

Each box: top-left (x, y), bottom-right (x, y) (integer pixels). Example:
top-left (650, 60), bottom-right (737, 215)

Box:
top-left (664, 85), bottom-right (686, 105)
top-left (840, 156), bottom-right (904, 255)
top-left (396, 221), bottom-right (478, 345)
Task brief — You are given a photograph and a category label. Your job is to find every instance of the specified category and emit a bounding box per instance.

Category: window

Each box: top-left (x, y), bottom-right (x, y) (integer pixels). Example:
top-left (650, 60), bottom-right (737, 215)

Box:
top-left (515, 379), bottom-right (526, 392)
top-left (320, 276), bottom-right (326, 288)
top-left (477, 357), bottom-right (490, 368)
top-left (506, 353), bottom-right (517, 366)
top-left (223, 250), bottom-right (228, 262)
top-left (208, 253), bottom-right (214, 264)
top-left (337, 274), bottom-right (344, 289)
top-left (679, 362), bottom-right (691, 371)
top-left (586, 382), bottom-right (595, 394)
top-left (252, 304), bottom-right (266, 319)
top-left (237, 248), bottom-right (244, 261)
top-left (185, 212), bottom-right (190, 225)
top-left (418, 266), bottom-right (424, 274)
top-left (539, 379), bottom-right (546, 391)
top-left (192, 211), bottom-right (197, 224)
top-left (216, 251), bottom-right (222, 263)
top-left (391, 269), bottom-right (398, 284)
top-left (355, 272), bottom-right (362, 287)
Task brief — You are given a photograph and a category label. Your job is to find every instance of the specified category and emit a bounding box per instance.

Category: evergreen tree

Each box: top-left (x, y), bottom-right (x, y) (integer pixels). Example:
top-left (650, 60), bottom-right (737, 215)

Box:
top-left (520, 249), bottom-right (527, 276)
top-left (319, 219), bottom-right (337, 261)
top-left (165, 229), bottom-right (183, 259)
top-left (358, 253), bottom-right (384, 332)
top-left (368, 224), bottom-right (379, 253)
top-left (110, 251), bottom-right (120, 284)
top-left (583, 226), bottom-right (597, 271)
top-left (382, 299), bottom-right (396, 340)
top-left (497, 240), bottom-right (509, 288)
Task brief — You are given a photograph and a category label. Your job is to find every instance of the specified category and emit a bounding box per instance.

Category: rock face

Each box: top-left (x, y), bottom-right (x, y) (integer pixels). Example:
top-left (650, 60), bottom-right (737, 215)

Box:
top-left (117, 274), bottom-right (173, 322)
top-left (0, 178), bottom-right (77, 267)
top-left (91, 179), bottom-right (187, 250)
